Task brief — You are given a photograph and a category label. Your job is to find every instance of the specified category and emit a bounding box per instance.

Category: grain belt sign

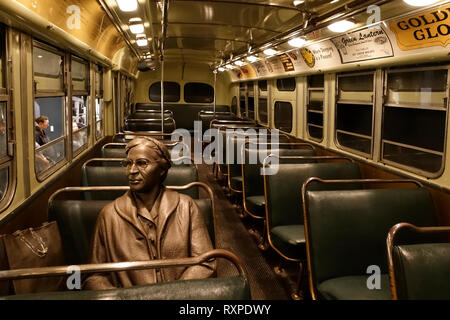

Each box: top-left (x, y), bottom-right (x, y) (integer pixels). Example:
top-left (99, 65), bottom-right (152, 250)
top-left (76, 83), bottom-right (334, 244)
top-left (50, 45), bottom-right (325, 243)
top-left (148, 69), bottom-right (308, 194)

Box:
top-left (389, 5), bottom-right (450, 51)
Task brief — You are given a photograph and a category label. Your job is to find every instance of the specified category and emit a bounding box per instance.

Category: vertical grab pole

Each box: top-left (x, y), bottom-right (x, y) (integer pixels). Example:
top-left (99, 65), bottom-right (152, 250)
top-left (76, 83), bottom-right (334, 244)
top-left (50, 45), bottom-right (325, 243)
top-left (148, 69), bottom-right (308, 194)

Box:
top-left (160, 54), bottom-right (164, 133)
top-left (213, 70), bottom-right (217, 118)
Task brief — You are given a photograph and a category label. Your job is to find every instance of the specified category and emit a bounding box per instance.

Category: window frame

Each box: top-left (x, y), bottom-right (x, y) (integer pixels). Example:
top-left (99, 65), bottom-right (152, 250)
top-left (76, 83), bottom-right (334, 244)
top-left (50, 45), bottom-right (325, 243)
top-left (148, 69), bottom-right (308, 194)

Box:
top-left (70, 55), bottom-right (90, 157)
top-left (335, 70), bottom-right (376, 158)
top-left (94, 64), bottom-right (104, 141)
top-left (32, 41), bottom-right (68, 182)
top-left (0, 25), bottom-right (15, 212)
top-left (306, 74), bottom-right (324, 142)
top-left (380, 64), bottom-right (449, 178)
top-left (274, 100), bottom-right (293, 134)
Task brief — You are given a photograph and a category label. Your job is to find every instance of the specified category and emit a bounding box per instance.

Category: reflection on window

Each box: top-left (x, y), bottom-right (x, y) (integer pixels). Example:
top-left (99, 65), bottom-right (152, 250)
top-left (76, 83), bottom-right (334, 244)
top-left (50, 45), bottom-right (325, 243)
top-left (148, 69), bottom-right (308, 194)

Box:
top-left (72, 58), bottom-right (88, 92)
top-left (95, 98), bottom-right (103, 139)
top-left (276, 77), bottom-right (295, 91)
top-left (382, 66), bottom-right (448, 176)
top-left (239, 83), bottom-right (246, 118)
top-left (274, 101), bottom-right (293, 133)
top-left (184, 82), bottom-right (214, 103)
top-left (72, 95), bottom-right (88, 153)
top-left (149, 81), bottom-right (180, 102)
top-left (258, 80), bottom-right (268, 124)
top-left (0, 102), bottom-right (7, 158)
top-left (35, 140), bottom-right (65, 175)
top-left (33, 47), bottom-right (63, 91)
top-left (248, 82), bottom-right (255, 119)
top-left (307, 74), bottom-right (324, 141)
top-left (231, 96), bottom-right (237, 115)
top-left (336, 72), bottom-right (374, 156)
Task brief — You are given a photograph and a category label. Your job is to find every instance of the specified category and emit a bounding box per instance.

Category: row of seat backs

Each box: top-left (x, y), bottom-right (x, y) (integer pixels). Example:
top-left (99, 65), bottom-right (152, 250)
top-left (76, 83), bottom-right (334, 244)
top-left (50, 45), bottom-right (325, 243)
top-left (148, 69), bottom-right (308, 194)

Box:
top-left (112, 132), bottom-right (173, 143)
top-left (197, 111), bottom-right (239, 134)
top-left (48, 183), bottom-right (214, 265)
top-left (81, 159), bottom-right (199, 199)
top-left (126, 110), bottom-right (174, 120)
top-left (134, 103), bottom-right (230, 131)
top-left (1, 249), bottom-right (249, 300)
top-left (101, 142), bottom-right (190, 160)
top-left (302, 179), bottom-right (437, 300)
top-left (124, 117), bottom-right (176, 132)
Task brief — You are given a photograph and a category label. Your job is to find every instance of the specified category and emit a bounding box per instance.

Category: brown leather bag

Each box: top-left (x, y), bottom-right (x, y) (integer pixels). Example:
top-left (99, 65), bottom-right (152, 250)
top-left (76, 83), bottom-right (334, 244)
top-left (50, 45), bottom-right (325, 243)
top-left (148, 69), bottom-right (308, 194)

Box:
top-left (0, 221), bottom-right (66, 294)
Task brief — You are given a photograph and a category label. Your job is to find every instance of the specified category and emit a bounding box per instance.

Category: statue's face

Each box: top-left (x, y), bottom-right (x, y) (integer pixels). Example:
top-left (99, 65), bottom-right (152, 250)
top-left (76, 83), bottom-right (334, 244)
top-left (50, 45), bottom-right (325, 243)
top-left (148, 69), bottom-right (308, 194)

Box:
top-left (125, 144), bottom-right (164, 193)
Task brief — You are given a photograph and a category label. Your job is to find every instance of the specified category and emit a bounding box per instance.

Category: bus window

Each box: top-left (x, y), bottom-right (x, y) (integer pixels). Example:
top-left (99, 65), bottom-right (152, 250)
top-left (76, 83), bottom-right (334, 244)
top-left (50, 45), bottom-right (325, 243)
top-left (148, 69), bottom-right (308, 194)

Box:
top-left (382, 66), bottom-right (448, 176)
top-left (71, 56), bottom-right (89, 155)
top-left (149, 81), bottom-right (180, 102)
top-left (33, 42), bottom-right (66, 178)
top-left (94, 64), bottom-right (104, 140)
top-left (274, 101), bottom-right (293, 133)
top-left (307, 74), bottom-right (324, 141)
top-left (231, 96), bottom-right (237, 115)
top-left (276, 77), bottom-right (296, 91)
top-left (239, 82), bottom-right (246, 118)
top-left (336, 71), bottom-right (374, 156)
top-left (184, 82), bottom-right (214, 103)
top-left (247, 82), bottom-right (255, 120)
top-left (258, 80), bottom-right (268, 124)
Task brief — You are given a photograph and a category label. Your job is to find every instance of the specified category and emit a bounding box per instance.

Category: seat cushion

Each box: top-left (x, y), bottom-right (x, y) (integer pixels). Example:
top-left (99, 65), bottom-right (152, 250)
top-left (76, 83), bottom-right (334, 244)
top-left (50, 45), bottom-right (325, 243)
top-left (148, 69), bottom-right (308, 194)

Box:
top-left (245, 195), bottom-right (265, 218)
top-left (230, 176), bottom-right (242, 191)
top-left (270, 225), bottom-right (305, 260)
top-left (318, 274), bottom-right (390, 300)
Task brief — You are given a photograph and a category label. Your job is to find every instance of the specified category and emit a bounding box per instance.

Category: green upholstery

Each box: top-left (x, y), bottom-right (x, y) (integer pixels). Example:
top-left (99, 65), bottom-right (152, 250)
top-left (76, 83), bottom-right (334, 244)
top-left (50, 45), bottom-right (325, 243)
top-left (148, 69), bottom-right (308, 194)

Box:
top-left (127, 111), bottom-right (172, 119)
top-left (318, 275), bottom-right (390, 300)
top-left (124, 118), bottom-right (175, 132)
top-left (393, 243), bottom-right (450, 300)
top-left (270, 225), bottom-right (306, 259)
top-left (48, 200), bottom-right (110, 264)
top-left (265, 162), bottom-right (361, 260)
top-left (1, 276), bottom-right (250, 300)
top-left (305, 187), bottom-right (436, 299)
top-left (49, 197), bottom-right (215, 265)
top-left (101, 145), bottom-right (127, 158)
top-left (230, 176), bottom-right (242, 191)
top-left (199, 112), bottom-right (238, 135)
top-left (81, 164), bottom-right (199, 199)
top-left (245, 196), bottom-right (265, 218)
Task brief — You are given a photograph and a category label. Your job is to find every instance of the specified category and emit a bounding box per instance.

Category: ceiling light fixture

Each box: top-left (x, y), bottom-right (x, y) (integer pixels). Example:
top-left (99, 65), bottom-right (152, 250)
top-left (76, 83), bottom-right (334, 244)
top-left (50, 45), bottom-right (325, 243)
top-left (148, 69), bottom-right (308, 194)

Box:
top-left (288, 37), bottom-right (306, 48)
top-left (235, 60), bottom-right (245, 66)
top-left (263, 48), bottom-right (277, 56)
top-left (247, 56), bottom-right (258, 62)
top-left (116, 0), bottom-right (137, 12)
top-left (226, 64), bottom-right (234, 69)
top-left (218, 67), bottom-right (225, 72)
top-left (129, 18), bottom-right (144, 34)
top-left (327, 20), bottom-right (356, 33)
top-left (137, 39), bottom-right (148, 47)
top-left (293, 0), bottom-right (305, 5)
top-left (403, 0), bottom-right (439, 6)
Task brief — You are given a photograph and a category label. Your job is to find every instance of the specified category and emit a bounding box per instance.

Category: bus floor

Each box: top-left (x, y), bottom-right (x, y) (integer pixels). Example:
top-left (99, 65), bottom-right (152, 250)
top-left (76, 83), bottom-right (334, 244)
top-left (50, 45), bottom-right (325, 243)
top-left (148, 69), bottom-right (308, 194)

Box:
top-left (197, 163), bottom-right (301, 300)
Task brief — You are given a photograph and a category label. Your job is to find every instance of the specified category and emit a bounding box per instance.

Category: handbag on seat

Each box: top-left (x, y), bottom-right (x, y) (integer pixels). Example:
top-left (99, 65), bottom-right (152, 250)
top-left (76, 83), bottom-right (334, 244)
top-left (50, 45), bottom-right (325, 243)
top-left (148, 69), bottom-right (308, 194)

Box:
top-left (0, 221), bottom-right (66, 294)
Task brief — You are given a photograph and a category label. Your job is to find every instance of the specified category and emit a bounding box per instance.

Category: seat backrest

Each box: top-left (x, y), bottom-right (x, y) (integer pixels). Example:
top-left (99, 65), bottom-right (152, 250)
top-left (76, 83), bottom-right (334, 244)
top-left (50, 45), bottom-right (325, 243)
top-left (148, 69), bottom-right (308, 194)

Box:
top-left (305, 187), bottom-right (436, 289)
top-left (124, 118), bottom-right (175, 132)
top-left (393, 242), bottom-right (450, 300)
top-left (126, 111), bottom-right (173, 119)
top-left (81, 163), bottom-right (199, 199)
top-left (101, 144), bottom-right (127, 158)
top-left (1, 276), bottom-right (250, 300)
top-left (265, 162), bottom-right (361, 229)
top-left (243, 147), bottom-right (316, 198)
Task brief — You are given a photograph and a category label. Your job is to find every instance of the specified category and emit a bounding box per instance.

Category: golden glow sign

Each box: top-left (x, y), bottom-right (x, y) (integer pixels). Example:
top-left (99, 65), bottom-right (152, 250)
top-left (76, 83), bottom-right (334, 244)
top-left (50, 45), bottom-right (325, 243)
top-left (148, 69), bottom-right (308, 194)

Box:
top-left (15, 0), bottom-right (125, 59)
top-left (389, 6), bottom-right (450, 50)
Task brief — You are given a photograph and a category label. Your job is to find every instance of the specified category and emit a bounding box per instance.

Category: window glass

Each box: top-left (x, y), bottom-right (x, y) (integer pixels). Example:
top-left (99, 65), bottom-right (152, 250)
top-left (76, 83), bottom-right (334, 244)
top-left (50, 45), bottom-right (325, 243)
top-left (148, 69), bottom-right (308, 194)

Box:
top-left (231, 96), bottom-right (237, 115)
top-left (95, 65), bottom-right (103, 140)
top-left (72, 58), bottom-right (88, 92)
top-left (258, 80), bottom-right (268, 124)
top-left (149, 81), bottom-right (180, 102)
top-left (382, 67), bottom-right (448, 175)
top-left (274, 101), bottom-right (293, 133)
top-left (184, 82), bottom-right (214, 103)
top-left (0, 102), bottom-right (6, 158)
top-left (276, 77), bottom-right (296, 91)
top-left (307, 74), bottom-right (324, 141)
top-left (95, 65), bottom-right (102, 96)
top-left (247, 82), bottom-right (255, 119)
top-left (239, 82), bottom-right (246, 118)
top-left (72, 95), bottom-right (88, 152)
top-left (33, 43), bottom-right (66, 178)
top-left (0, 167), bottom-right (8, 202)
top-left (33, 47), bottom-right (63, 91)
top-left (336, 72), bottom-right (374, 156)
top-left (0, 27), bottom-right (5, 89)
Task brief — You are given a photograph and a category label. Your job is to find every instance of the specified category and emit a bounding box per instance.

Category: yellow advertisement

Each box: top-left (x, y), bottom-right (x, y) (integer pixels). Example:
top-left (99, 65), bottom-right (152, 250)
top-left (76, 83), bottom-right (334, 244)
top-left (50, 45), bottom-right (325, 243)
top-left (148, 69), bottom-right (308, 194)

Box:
top-left (389, 5), bottom-right (450, 50)
top-left (15, 0), bottom-right (125, 59)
